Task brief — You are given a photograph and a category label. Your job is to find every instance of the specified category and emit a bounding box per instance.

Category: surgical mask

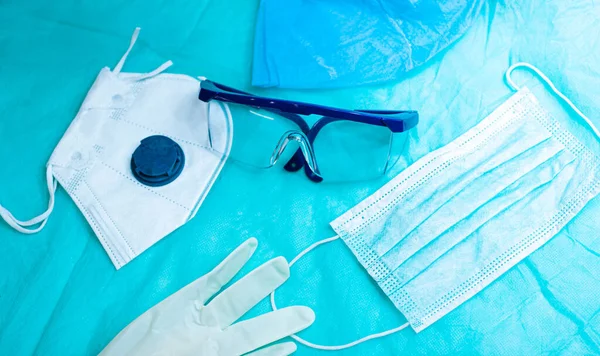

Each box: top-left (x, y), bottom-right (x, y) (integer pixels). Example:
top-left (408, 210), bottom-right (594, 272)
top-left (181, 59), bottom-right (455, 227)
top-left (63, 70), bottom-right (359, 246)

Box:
top-left (0, 28), bottom-right (232, 269)
top-left (271, 63), bottom-right (600, 350)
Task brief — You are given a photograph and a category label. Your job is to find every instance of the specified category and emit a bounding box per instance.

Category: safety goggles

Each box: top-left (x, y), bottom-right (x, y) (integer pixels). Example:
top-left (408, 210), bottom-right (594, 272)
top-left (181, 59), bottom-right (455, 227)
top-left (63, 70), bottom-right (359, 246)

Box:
top-left (198, 79), bottom-right (419, 182)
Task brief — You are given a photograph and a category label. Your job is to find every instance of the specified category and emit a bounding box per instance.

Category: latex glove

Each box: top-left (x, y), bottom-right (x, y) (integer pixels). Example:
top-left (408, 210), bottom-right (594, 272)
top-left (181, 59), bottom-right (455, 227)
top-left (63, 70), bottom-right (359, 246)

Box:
top-left (100, 238), bottom-right (314, 356)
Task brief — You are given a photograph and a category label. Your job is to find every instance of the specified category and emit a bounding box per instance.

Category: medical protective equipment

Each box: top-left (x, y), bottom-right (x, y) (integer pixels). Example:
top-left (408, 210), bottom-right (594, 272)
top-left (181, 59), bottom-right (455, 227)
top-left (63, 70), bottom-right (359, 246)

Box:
top-left (0, 28), bottom-right (232, 269)
top-left (100, 238), bottom-right (315, 356)
top-left (252, 0), bottom-right (484, 88)
top-left (271, 63), bottom-right (600, 350)
top-left (5, 0), bottom-right (600, 354)
top-left (199, 79), bottom-right (418, 182)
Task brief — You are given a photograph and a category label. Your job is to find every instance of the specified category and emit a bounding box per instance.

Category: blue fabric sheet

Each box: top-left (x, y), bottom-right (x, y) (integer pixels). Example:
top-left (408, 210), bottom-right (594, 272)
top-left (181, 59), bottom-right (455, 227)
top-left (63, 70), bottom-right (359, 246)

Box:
top-left (1, 1), bottom-right (600, 355)
top-left (252, 0), bottom-right (484, 89)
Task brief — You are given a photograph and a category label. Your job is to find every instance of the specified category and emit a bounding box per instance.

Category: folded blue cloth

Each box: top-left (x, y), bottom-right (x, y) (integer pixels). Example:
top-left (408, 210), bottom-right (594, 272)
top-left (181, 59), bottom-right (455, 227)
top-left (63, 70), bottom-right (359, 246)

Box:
top-left (252, 0), bottom-right (484, 88)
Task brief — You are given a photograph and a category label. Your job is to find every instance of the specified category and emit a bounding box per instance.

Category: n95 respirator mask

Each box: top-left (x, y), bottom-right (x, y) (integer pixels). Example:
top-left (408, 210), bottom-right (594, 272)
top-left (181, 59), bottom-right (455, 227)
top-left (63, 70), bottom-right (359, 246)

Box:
top-left (0, 28), bottom-right (232, 269)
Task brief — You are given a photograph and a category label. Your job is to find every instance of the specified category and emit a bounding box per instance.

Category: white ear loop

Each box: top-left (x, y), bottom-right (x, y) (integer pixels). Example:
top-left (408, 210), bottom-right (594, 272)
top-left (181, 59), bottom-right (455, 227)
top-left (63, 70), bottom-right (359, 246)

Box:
top-left (114, 27), bottom-right (173, 79)
top-left (505, 62), bottom-right (600, 140)
top-left (270, 235), bottom-right (410, 351)
top-left (0, 166), bottom-right (57, 234)
top-left (114, 27), bottom-right (141, 74)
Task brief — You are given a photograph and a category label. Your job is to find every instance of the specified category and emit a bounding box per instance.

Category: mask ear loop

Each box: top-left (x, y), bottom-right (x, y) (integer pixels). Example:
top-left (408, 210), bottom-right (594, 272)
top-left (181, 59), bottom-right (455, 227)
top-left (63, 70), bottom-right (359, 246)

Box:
top-left (0, 165), bottom-right (57, 233)
top-left (114, 27), bottom-right (173, 79)
top-left (505, 62), bottom-right (600, 140)
top-left (113, 28), bottom-right (140, 74)
top-left (270, 235), bottom-right (410, 351)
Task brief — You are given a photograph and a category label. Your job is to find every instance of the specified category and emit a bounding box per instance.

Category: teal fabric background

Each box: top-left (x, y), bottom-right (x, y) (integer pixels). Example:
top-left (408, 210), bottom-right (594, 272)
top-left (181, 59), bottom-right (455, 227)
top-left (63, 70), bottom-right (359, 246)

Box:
top-left (2, 0), bottom-right (600, 355)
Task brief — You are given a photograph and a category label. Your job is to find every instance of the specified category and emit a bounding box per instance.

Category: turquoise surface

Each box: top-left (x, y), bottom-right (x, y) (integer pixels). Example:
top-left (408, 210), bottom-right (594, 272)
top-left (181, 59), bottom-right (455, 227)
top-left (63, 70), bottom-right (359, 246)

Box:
top-left (2, 0), bottom-right (600, 355)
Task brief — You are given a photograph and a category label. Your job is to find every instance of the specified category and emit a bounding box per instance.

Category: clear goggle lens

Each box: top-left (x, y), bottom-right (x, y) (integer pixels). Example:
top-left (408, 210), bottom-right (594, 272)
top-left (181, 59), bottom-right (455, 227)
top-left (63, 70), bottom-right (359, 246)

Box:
top-left (207, 101), bottom-right (408, 182)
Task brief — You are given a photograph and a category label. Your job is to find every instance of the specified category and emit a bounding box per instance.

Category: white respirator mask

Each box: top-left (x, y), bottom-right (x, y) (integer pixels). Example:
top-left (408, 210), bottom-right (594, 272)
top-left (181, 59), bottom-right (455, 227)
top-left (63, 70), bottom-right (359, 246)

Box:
top-left (0, 28), bottom-right (232, 269)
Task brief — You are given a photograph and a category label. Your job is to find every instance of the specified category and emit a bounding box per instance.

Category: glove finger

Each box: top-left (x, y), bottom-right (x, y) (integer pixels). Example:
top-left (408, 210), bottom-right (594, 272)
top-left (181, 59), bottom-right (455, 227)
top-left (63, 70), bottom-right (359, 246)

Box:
top-left (196, 237), bottom-right (258, 304)
top-left (205, 256), bottom-right (289, 328)
top-left (221, 306), bottom-right (315, 355)
top-left (244, 342), bottom-right (297, 356)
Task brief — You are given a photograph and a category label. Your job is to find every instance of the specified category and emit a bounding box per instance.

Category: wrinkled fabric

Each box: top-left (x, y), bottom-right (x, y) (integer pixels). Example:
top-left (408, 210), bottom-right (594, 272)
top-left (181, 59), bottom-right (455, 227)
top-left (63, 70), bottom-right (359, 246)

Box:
top-left (1, 1), bottom-right (600, 355)
top-left (252, 0), bottom-right (484, 89)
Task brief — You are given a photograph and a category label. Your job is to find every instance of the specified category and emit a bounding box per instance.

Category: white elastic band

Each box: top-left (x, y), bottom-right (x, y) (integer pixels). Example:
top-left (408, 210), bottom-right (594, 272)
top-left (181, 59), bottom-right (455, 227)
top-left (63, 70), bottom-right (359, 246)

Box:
top-left (0, 165), bottom-right (57, 234)
top-left (505, 62), bottom-right (600, 140)
top-left (134, 60), bottom-right (173, 80)
top-left (114, 28), bottom-right (173, 80)
top-left (114, 27), bottom-right (141, 74)
top-left (270, 235), bottom-right (410, 351)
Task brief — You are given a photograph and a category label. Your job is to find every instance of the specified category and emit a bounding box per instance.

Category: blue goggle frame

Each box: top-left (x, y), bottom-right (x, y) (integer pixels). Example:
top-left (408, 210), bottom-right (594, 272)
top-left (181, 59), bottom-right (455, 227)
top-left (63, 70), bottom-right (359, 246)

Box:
top-left (198, 79), bottom-right (419, 182)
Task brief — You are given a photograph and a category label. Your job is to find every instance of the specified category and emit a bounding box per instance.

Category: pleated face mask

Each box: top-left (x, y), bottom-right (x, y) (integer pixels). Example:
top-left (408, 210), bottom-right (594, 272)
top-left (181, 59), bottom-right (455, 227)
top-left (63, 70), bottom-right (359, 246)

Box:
top-left (0, 29), bottom-right (232, 269)
top-left (271, 63), bottom-right (600, 351)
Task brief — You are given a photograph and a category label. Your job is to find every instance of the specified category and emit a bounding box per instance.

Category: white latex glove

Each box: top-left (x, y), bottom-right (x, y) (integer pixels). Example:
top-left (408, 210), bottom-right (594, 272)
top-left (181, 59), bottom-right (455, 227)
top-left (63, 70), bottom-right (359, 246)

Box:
top-left (100, 238), bottom-right (314, 356)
